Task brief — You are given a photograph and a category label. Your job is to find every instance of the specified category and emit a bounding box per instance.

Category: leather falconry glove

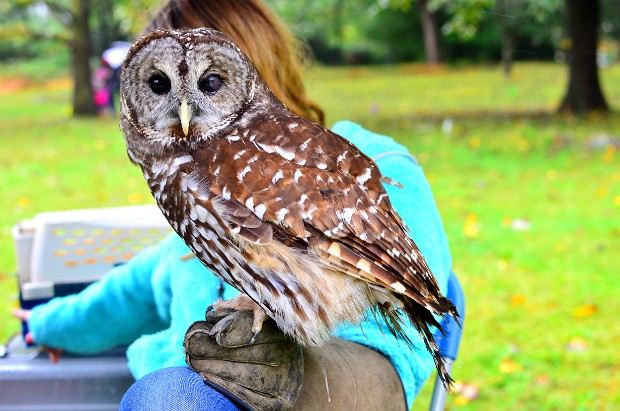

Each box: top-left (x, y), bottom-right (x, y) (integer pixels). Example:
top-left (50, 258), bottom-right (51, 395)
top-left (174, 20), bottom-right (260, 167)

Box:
top-left (184, 308), bottom-right (304, 411)
top-left (184, 308), bottom-right (407, 411)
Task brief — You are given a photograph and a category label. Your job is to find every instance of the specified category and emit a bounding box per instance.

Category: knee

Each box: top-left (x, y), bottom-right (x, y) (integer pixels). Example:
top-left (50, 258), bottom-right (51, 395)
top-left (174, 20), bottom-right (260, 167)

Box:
top-left (120, 366), bottom-right (240, 411)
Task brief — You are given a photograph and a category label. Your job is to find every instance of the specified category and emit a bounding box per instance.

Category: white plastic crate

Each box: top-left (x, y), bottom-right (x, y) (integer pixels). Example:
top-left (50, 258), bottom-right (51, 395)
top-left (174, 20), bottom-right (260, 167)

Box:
top-left (13, 204), bottom-right (172, 301)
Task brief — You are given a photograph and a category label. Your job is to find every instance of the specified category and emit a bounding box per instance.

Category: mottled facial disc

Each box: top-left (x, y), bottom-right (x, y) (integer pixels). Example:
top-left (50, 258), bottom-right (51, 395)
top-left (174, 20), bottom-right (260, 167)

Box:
top-left (121, 29), bottom-right (256, 150)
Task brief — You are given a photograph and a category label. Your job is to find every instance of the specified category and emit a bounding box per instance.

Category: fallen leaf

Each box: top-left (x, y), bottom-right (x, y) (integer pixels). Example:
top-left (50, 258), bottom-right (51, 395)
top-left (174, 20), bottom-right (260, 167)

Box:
top-left (464, 214), bottom-right (480, 238)
top-left (511, 294), bottom-right (525, 306)
top-left (573, 304), bottom-right (597, 318)
top-left (451, 382), bottom-right (480, 406)
top-left (127, 193), bottom-right (145, 204)
top-left (469, 136), bottom-right (481, 149)
top-left (566, 336), bottom-right (588, 352)
top-left (602, 145), bottom-right (616, 163)
top-left (16, 196), bottom-right (30, 207)
top-left (454, 394), bottom-right (470, 406)
top-left (499, 358), bottom-right (523, 374)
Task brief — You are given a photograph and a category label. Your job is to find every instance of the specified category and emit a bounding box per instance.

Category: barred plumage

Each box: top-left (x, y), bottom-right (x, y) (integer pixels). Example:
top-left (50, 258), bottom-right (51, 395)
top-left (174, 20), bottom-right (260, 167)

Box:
top-left (120, 28), bottom-right (458, 386)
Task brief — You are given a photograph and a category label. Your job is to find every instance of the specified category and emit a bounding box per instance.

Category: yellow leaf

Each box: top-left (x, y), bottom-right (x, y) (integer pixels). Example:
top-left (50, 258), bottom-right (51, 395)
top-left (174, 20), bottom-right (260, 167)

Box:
top-left (499, 358), bottom-right (523, 374)
top-left (573, 304), bottom-right (597, 318)
top-left (603, 144), bottom-right (616, 163)
top-left (511, 294), bottom-right (525, 306)
top-left (127, 193), bottom-right (144, 204)
top-left (454, 394), bottom-right (470, 406)
top-left (464, 213), bottom-right (480, 238)
top-left (595, 186), bottom-right (607, 197)
top-left (16, 196), bottom-right (30, 207)
top-left (614, 195), bottom-right (620, 207)
top-left (566, 336), bottom-right (588, 352)
top-left (469, 136), bottom-right (480, 149)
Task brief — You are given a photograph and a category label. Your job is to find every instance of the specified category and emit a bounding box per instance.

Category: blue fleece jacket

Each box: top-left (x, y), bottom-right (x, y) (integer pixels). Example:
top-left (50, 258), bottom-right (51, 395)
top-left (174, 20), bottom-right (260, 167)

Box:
top-left (29, 121), bottom-right (451, 409)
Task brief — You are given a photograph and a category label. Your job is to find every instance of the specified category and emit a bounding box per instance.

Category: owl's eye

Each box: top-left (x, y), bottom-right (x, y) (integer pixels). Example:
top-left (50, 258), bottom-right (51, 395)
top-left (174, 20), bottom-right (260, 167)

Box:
top-left (198, 73), bottom-right (222, 94)
top-left (148, 73), bottom-right (171, 95)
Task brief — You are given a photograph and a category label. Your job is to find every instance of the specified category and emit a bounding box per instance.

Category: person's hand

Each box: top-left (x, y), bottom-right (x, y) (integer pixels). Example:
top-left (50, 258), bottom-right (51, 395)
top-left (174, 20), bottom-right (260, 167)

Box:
top-left (10, 308), bottom-right (63, 363)
top-left (11, 308), bottom-right (31, 322)
top-left (184, 308), bottom-right (304, 411)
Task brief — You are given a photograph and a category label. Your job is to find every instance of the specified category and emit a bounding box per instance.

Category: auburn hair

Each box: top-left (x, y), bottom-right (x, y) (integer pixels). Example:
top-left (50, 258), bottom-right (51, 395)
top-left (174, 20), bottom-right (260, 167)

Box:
top-left (145, 0), bottom-right (325, 125)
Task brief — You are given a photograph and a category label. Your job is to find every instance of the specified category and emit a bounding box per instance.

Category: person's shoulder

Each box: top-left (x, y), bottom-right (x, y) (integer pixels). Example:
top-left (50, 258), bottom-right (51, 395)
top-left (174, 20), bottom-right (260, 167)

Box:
top-left (330, 120), bottom-right (408, 159)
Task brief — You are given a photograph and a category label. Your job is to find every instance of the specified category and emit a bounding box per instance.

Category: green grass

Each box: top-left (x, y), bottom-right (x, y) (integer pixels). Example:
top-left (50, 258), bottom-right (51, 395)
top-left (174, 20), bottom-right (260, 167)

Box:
top-left (1, 61), bottom-right (619, 410)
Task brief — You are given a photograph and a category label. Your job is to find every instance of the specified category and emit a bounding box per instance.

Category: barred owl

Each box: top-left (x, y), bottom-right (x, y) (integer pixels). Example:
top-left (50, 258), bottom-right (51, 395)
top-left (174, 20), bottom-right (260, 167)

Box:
top-left (120, 29), bottom-right (457, 385)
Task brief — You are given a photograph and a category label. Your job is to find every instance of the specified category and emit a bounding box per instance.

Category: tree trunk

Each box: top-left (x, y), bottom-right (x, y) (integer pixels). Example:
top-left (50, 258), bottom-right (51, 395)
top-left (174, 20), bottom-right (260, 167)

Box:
top-left (558, 0), bottom-right (608, 114)
top-left (94, 0), bottom-right (115, 56)
top-left (496, 0), bottom-right (514, 77)
top-left (418, 0), bottom-right (440, 64)
top-left (71, 0), bottom-right (97, 116)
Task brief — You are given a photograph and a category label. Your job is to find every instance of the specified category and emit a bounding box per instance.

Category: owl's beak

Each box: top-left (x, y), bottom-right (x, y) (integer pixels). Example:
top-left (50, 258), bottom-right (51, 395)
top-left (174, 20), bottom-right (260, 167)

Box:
top-left (179, 98), bottom-right (193, 136)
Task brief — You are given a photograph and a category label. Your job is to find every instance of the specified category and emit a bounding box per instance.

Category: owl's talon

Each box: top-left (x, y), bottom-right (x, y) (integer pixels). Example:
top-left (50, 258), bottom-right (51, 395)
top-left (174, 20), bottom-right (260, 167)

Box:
top-left (249, 329), bottom-right (260, 346)
top-left (206, 294), bottom-right (268, 343)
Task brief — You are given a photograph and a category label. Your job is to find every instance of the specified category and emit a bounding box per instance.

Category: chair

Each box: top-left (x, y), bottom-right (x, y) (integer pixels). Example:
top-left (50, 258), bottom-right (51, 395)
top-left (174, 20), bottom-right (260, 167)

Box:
top-left (429, 272), bottom-right (466, 411)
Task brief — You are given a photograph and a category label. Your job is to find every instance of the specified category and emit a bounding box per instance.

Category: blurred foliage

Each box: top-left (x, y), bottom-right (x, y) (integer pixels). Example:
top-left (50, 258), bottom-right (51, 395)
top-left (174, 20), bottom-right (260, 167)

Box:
top-left (0, 0), bottom-right (161, 62)
top-left (266, 0), bottom-right (620, 66)
top-left (1, 0), bottom-right (620, 66)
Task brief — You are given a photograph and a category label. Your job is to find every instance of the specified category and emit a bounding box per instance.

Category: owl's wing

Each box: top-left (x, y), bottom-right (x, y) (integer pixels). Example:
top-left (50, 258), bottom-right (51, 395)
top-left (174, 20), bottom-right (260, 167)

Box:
top-left (192, 112), bottom-right (441, 307)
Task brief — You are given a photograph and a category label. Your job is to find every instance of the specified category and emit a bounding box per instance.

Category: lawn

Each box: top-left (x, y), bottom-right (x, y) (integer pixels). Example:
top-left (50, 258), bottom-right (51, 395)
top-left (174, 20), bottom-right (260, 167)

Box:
top-left (1, 61), bottom-right (619, 410)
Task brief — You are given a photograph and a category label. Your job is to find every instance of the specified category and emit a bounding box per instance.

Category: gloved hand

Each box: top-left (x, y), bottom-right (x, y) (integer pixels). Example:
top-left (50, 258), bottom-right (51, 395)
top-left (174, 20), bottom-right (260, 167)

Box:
top-left (184, 308), bottom-right (304, 411)
top-left (185, 308), bottom-right (406, 411)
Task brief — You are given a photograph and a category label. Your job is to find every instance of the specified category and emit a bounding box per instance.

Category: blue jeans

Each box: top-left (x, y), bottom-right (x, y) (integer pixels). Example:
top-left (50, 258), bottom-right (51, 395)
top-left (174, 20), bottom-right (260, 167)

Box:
top-left (120, 366), bottom-right (241, 411)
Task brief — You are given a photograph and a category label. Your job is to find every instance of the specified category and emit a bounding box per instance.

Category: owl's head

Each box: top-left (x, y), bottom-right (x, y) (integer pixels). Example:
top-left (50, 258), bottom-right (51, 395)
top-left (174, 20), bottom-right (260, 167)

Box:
top-left (120, 29), bottom-right (271, 159)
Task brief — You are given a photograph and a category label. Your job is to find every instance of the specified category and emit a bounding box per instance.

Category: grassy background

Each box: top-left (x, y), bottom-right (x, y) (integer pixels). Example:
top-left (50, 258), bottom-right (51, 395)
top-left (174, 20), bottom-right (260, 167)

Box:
top-left (1, 61), bottom-right (619, 410)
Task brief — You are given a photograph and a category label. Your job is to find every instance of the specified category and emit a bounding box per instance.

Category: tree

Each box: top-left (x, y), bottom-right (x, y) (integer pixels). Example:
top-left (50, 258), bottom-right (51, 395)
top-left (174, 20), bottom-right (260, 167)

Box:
top-left (418, 0), bottom-right (440, 63)
top-left (6, 0), bottom-right (159, 116)
top-left (558, 0), bottom-right (609, 113)
top-left (377, 0), bottom-right (442, 64)
top-left (7, 0), bottom-right (97, 115)
top-left (495, 0), bottom-right (515, 76)
top-left (71, 0), bottom-right (97, 116)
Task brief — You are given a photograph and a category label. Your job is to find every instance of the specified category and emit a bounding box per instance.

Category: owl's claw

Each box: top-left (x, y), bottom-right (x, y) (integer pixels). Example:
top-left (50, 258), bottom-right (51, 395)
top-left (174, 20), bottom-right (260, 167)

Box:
top-left (209, 294), bottom-right (269, 344)
top-left (205, 301), bottom-right (219, 316)
top-left (249, 329), bottom-right (260, 346)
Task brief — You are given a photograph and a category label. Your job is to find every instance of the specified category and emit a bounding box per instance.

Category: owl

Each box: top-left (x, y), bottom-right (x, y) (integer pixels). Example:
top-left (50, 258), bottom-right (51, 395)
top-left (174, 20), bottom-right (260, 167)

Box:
top-left (120, 28), bottom-right (457, 385)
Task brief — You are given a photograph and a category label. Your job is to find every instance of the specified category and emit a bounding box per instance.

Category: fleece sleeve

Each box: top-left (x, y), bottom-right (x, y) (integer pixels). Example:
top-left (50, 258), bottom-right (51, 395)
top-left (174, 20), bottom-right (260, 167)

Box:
top-left (28, 240), bottom-right (170, 354)
top-left (331, 121), bottom-right (452, 408)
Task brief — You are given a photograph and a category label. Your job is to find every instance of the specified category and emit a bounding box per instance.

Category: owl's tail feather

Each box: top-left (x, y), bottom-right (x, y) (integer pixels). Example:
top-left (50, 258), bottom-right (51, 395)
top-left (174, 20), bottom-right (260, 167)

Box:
top-left (375, 294), bottom-right (458, 389)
